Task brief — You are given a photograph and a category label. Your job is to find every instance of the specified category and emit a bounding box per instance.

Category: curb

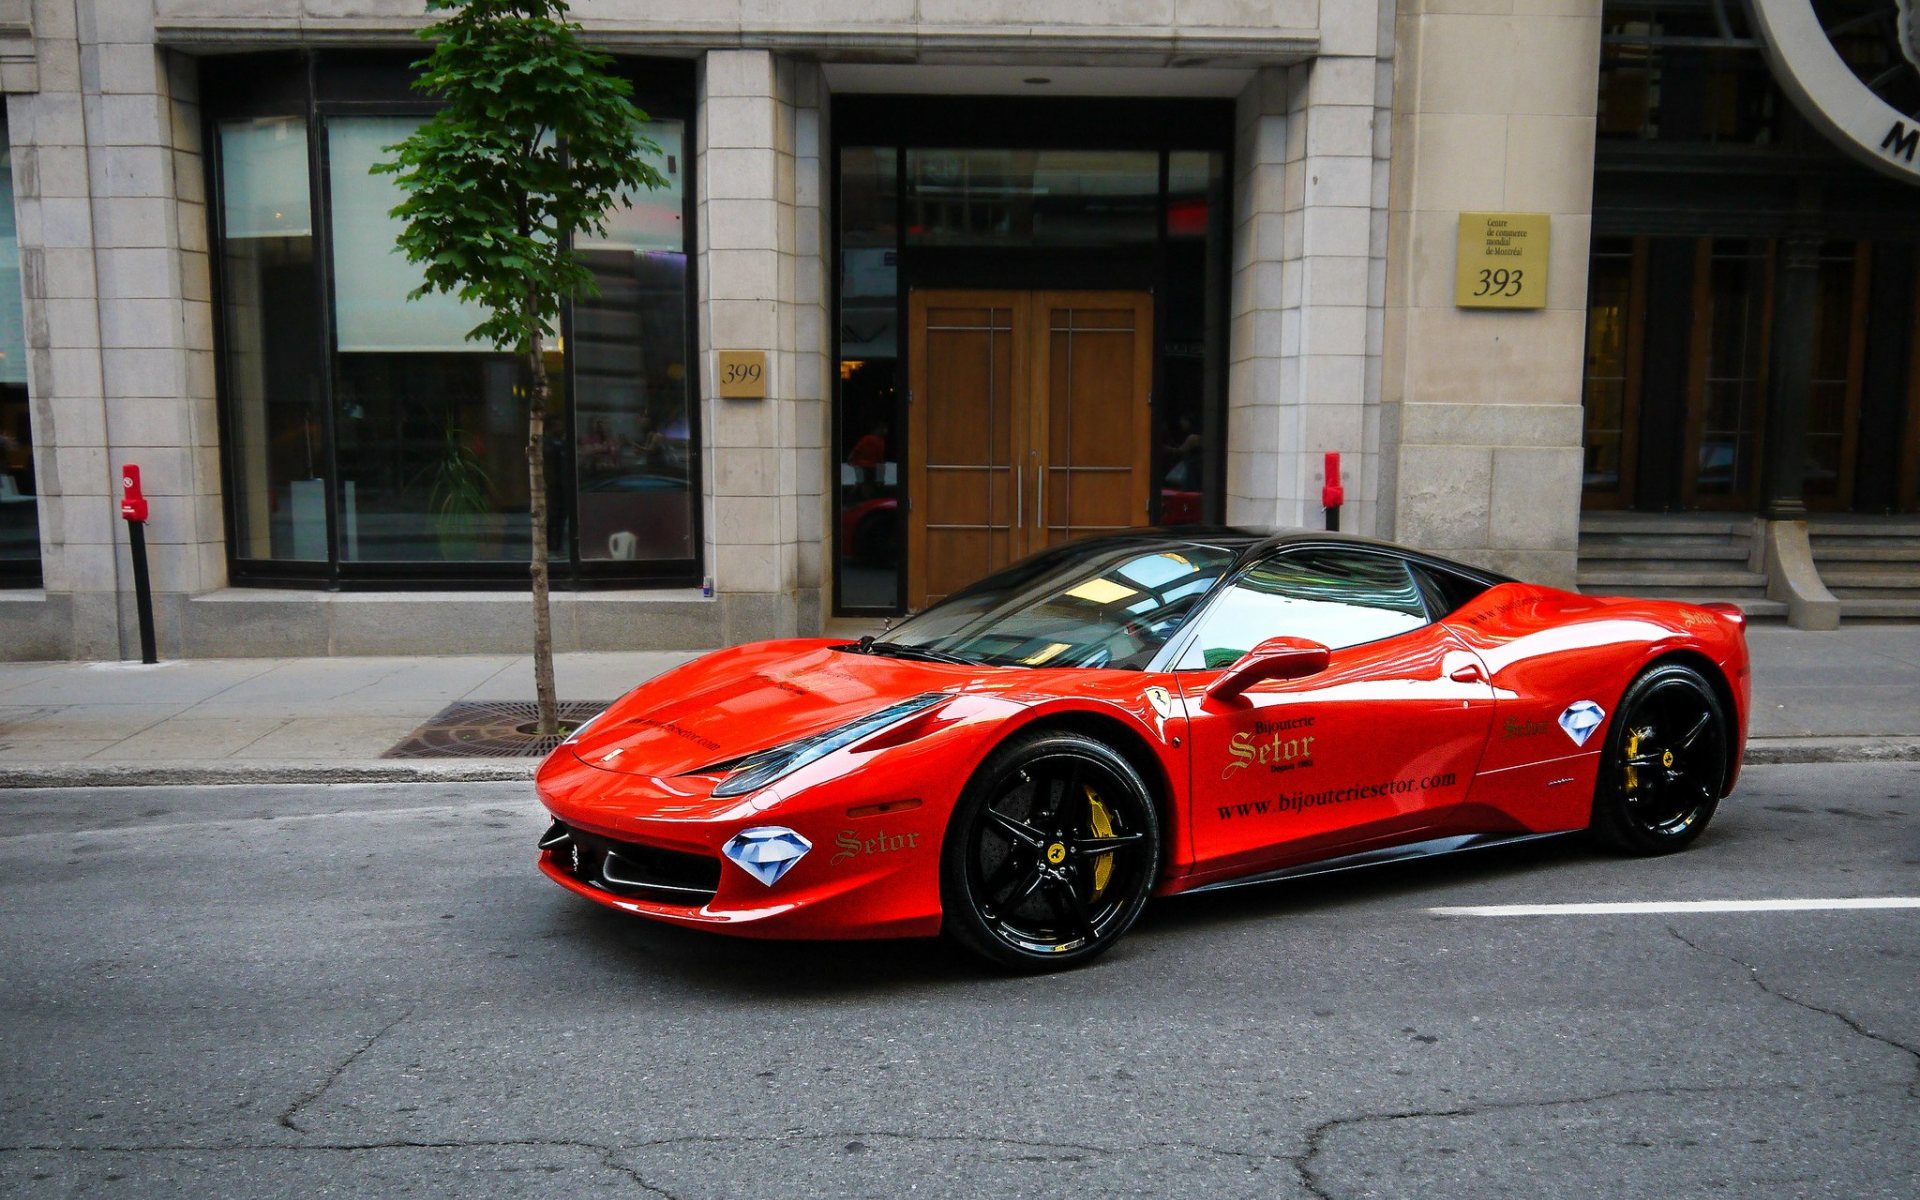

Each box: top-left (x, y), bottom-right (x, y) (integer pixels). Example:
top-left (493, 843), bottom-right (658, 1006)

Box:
top-left (1739, 736), bottom-right (1920, 765)
top-left (0, 760), bottom-right (540, 789)
top-left (4, 738), bottom-right (1920, 789)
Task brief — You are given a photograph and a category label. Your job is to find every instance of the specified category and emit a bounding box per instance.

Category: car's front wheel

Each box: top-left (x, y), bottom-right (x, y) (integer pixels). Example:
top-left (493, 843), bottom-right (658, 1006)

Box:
top-left (1590, 661), bottom-right (1731, 855)
top-left (941, 729), bottom-right (1161, 971)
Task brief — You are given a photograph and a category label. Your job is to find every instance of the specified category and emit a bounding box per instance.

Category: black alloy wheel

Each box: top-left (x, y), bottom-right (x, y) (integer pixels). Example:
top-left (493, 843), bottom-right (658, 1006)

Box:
top-left (1590, 662), bottom-right (1730, 855)
top-left (942, 730), bottom-right (1161, 971)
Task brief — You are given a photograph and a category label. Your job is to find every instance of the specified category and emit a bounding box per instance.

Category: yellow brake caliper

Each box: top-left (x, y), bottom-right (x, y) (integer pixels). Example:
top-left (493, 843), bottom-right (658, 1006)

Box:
top-left (1624, 729), bottom-right (1642, 794)
top-left (1087, 786), bottom-right (1115, 900)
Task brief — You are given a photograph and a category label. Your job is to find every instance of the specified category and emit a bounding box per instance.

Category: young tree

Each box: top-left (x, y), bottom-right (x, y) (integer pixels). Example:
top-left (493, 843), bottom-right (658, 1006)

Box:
top-left (379, 0), bottom-right (666, 735)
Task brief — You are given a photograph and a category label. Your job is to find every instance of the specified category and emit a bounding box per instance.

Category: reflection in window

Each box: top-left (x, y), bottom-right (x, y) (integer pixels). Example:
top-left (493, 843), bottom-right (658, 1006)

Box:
top-left (1597, 5), bottom-right (1779, 143)
top-left (328, 115), bottom-right (539, 563)
top-left (904, 148), bottom-right (1158, 247)
top-left (218, 116), bottom-right (323, 561)
top-left (0, 137), bottom-right (31, 577)
top-left (1160, 151), bottom-right (1225, 522)
top-left (1177, 551), bottom-right (1428, 668)
top-left (887, 543), bottom-right (1237, 669)
top-left (1581, 238), bottom-right (1635, 498)
top-left (574, 120), bottom-right (694, 564)
top-left (1692, 239), bottom-right (1768, 506)
top-left (838, 147), bottom-right (900, 609)
top-left (207, 60), bottom-right (700, 582)
top-left (1806, 241), bottom-right (1865, 505)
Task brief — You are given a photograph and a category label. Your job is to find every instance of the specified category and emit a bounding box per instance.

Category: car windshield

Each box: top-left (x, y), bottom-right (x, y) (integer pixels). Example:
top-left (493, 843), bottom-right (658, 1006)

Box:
top-left (876, 541), bottom-right (1241, 669)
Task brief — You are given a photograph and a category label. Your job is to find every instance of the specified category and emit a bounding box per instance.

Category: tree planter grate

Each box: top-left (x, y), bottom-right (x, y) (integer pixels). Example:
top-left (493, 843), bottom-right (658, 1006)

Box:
top-left (383, 700), bottom-right (611, 760)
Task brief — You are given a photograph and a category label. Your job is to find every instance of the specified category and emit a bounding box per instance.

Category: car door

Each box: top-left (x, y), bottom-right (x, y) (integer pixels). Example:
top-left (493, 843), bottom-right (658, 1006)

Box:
top-left (1168, 546), bottom-right (1495, 885)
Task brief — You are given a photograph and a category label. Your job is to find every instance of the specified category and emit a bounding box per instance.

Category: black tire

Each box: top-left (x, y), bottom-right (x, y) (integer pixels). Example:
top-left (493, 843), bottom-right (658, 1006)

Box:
top-left (1589, 662), bottom-right (1730, 855)
top-left (941, 729), bottom-right (1161, 972)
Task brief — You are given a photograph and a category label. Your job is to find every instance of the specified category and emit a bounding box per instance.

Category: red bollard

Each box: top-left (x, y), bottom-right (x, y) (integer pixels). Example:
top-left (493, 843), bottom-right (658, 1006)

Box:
top-left (1321, 451), bottom-right (1345, 532)
top-left (121, 464), bottom-right (157, 664)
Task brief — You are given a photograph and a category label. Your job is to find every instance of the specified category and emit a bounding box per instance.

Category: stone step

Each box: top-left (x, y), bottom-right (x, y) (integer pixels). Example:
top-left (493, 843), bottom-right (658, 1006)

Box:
top-left (1808, 539), bottom-right (1920, 557)
top-left (1578, 567), bottom-right (1768, 590)
top-left (1806, 517), bottom-right (1920, 538)
top-left (1577, 541), bottom-right (1751, 561)
top-left (1818, 570), bottom-right (1920, 592)
top-left (1836, 597), bottom-right (1920, 620)
top-left (1579, 512), bottom-right (1750, 536)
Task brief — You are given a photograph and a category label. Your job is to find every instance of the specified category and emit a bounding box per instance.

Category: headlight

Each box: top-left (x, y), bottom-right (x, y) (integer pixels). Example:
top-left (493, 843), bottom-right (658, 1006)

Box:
top-left (707, 692), bottom-right (947, 798)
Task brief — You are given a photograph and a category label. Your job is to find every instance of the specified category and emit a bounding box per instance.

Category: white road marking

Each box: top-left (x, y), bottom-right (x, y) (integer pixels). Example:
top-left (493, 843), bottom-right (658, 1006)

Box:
top-left (1430, 898), bottom-right (1920, 916)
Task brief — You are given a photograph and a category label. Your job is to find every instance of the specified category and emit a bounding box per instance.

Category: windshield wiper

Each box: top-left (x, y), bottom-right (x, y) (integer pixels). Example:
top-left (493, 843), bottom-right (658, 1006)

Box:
top-left (845, 636), bottom-right (977, 666)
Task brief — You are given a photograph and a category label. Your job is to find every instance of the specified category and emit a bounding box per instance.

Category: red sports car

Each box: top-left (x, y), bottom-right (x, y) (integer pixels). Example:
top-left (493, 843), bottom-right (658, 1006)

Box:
top-left (536, 529), bottom-right (1749, 970)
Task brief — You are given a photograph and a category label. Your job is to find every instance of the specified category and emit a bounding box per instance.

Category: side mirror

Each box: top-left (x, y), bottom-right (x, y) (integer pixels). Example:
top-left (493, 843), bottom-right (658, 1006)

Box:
top-left (1204, 636), bottom-right (1331, 704)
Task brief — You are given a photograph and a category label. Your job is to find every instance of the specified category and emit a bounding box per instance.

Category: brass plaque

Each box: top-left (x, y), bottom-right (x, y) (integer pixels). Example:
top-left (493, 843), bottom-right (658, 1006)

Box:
top-left (716, 350), bottom-right (768, 398)
top-left (1455, 212), bottom-right (1549, 310)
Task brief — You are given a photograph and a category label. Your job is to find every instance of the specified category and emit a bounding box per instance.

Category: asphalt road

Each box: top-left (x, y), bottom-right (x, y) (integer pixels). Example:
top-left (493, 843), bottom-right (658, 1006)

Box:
top-left (1, 764), bottom-right (1915, 1199)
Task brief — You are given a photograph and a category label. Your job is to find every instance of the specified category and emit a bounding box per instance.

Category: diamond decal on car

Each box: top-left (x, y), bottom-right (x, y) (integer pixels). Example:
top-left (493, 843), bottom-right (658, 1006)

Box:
top-left (722, 827), bottom-right (813, 887)
top-left (1558, 700), bottom-right (1607, 746)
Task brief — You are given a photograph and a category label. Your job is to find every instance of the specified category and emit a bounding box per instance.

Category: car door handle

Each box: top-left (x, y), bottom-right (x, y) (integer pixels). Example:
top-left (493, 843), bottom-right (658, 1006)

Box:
top-left (1449, 663), bottom-right (1486, 683)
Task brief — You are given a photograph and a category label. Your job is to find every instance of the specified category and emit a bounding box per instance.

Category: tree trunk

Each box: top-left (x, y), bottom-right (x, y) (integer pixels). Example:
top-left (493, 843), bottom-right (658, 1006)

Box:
top-left (526, 312), bottom-right (560, 737)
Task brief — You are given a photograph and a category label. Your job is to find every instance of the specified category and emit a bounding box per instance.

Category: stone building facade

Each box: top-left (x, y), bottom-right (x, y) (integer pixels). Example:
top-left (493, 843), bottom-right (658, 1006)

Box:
top-left (0, 0), bottom-right (1612, 659)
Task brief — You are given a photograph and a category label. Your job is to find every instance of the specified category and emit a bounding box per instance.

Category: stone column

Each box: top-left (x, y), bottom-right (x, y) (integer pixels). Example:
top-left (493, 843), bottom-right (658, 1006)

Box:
top-left (696, 50), bottom-right (829, 644)
top-left (1228, 2), bottom-right (1392, 535)
top-left (6, 1), bottom-right (218, 659)
top-left (1378, 0), bottom-right (1601, 587)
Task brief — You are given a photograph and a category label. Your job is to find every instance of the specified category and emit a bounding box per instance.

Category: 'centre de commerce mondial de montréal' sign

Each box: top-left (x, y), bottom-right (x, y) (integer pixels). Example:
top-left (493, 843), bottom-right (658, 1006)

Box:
top-left (1749, 0), bottom-right (1920, 184)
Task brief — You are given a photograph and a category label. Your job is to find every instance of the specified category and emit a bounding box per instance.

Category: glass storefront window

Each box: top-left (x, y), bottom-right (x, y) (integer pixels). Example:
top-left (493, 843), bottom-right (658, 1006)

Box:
top-left (573, 120), bottom-right (694, 565)
top-left (903, 149), bottom-right (1158, 247)
top-left (1694, 239), bottom-right (1769, 505)
top-left (1160, 151), bottom-right (1226, 525)
top-left (327, 114), bottom-right (536, 564)
top-left (838, 147), bottom-right (900, 610)
top-left (205, 56), bottom-right (699, 585)
top-left (218, 116), bottom-right (323, 561)
top-left (1581, 239), bottom-right (1636, 502)
top-left (0, 137), bottom-right (33, 580)
top-left (1597, 4), bottom-right (1779, 143)
top-left (1806, 241), bottom-right (1866, 506)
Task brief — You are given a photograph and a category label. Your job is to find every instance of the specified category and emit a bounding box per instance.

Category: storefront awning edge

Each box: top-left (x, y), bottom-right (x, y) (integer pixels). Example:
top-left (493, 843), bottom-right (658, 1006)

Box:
top-left (152, 18), bottom-right (1320, 69)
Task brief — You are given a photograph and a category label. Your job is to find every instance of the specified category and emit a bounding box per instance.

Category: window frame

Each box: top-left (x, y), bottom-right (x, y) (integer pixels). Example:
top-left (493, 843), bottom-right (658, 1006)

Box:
top-left (202, 51), bottom-right (703, 591)
top-left (1155, 543), bottom-right (1490, 672)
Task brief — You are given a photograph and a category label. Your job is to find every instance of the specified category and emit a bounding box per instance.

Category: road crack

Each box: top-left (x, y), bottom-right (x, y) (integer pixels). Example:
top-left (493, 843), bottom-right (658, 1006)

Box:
top-left (1291, 1081), bottom-right (1780, 1200)
top-left (277, 1005), bottom-right (415, 1134)
top-left (1667, 925), bottom-right (1920, 1098)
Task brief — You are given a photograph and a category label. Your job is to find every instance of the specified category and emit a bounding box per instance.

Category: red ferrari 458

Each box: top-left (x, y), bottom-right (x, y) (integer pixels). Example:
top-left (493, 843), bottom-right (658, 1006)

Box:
top-left (536, 529), bottom-right (1749, 970)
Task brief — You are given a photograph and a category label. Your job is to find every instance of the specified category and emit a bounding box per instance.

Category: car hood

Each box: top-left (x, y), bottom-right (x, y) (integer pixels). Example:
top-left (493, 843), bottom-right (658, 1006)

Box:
top-left (565, 639), bottom-right (982, 778)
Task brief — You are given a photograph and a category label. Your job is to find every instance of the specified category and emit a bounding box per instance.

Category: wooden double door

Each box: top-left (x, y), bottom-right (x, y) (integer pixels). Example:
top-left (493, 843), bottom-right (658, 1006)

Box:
top-left (907, 289), bottom-right (1154, 609)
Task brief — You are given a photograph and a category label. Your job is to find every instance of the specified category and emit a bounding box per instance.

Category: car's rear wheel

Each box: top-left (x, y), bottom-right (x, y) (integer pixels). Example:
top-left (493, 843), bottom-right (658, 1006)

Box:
top-left (1590, 662), bottom-right (1730, 855)
top-left (941, 729), bottom-right (1161, 971)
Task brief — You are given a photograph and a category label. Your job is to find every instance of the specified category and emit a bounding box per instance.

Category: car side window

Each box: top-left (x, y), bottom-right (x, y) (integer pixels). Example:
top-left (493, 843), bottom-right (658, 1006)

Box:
top-left (1174, 548), bottom-right (1431, 669)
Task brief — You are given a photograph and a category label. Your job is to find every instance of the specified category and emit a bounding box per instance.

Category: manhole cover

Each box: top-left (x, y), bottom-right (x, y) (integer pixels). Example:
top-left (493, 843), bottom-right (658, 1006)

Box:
top-left (383, 700), bottom-right (611, 760)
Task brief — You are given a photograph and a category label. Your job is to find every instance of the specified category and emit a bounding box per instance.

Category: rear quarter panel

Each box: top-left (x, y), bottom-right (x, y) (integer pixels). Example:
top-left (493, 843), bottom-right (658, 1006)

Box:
top-left (1444, 583), bottom-right (1751, 834)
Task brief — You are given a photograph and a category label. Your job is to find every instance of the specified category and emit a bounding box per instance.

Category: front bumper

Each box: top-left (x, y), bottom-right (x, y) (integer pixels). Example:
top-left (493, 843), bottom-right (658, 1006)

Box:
top-left (533, 747), bottom-right (948, 941)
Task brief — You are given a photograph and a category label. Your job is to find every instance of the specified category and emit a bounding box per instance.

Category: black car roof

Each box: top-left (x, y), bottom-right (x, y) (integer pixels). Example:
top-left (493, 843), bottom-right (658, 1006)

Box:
top-left (1049, 526), bottom-right (1515, 587)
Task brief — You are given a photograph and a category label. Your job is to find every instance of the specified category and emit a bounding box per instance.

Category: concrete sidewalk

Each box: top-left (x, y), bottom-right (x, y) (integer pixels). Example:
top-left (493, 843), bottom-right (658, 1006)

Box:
top-left (2, 626), bottom-right (1918, 786)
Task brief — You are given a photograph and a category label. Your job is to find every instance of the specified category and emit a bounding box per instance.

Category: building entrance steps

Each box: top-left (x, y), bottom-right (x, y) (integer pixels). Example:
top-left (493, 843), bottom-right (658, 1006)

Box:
top-left (1576, 513), bottom-right (1785, 621)
top-left (1808, 517), bottom-right (1920, 622)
